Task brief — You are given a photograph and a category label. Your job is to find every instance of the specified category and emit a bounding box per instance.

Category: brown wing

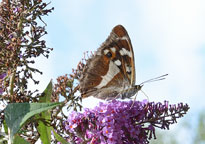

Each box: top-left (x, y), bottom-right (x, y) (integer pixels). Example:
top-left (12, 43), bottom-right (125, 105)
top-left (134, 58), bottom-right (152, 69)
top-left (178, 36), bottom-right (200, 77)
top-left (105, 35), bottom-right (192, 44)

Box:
top-left (79, 25), bottom-right (135, 100)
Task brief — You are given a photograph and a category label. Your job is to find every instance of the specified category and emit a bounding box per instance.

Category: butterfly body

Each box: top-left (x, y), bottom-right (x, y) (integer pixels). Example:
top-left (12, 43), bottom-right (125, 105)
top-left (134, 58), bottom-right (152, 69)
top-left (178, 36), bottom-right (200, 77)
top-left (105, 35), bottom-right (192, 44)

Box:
top-left (79, 25), bottom-right (142, 100)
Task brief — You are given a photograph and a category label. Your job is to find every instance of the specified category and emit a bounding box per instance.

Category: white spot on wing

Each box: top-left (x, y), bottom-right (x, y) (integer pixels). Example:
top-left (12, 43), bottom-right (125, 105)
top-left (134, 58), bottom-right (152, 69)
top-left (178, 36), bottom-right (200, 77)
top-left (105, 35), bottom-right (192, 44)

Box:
top-left (119, 48), bottom-right (132, 57)
top-left (95, 61), bottom-right (120, 89)
top-left (110, 47), bottom-right (116, 53)
top-left (120, 36), bottom-right (129, 41)
top-left (114, 59), bottom-right (121, 66)
top-left (119, 49), bottom-right (125, 55)
top-left (116, 36), bottom-right (129, 41)
top-left (104, 49), bottom-right (109, 55)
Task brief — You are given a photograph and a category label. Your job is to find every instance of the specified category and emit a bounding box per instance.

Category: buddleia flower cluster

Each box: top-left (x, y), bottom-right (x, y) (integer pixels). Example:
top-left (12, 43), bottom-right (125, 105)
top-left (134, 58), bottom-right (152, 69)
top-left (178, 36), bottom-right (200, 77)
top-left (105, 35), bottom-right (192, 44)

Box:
top-left (0, 0), bottom-right (53, 102)
top-left (63, 100), bottom-right (189, 144)
top-left (0, 0), bottom-right (54, 142)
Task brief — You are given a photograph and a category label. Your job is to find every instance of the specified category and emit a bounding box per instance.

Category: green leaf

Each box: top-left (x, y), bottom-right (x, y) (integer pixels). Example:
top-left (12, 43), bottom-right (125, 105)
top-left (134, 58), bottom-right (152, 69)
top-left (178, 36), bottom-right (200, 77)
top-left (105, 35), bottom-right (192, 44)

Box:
top-left (37, 120), bottom-right (51, 144)
top-left (39, 80), bottom-right (53, 103)
top-left (5, 102), bottom-right (61, 140)
top-left (3, 120), bottom-right (8, 134)
top-left (13, 135), bottom-right (30, 144)
top-left (52, 128), bottom-right (69, 144)
top-left (36, 81), bottom-right (53, 144)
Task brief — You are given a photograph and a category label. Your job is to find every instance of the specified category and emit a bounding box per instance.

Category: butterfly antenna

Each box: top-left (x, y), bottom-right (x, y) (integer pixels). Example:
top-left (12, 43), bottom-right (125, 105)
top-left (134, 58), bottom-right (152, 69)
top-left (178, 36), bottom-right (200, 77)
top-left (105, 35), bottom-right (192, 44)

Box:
top-left (130, 74), bottom-right (168, 109)
top-left (140, 74), bottom-right (168, 85)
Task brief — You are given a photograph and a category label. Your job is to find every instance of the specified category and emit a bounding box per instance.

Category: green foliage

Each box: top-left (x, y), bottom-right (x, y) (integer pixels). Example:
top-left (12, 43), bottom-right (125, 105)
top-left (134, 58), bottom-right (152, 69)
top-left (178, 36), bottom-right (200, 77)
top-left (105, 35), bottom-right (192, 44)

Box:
top-left (52, 128), bottom-right (69, 144)
top-left (36, 80), bottom-right (52, 144)
top-left (13, 135), bottom-right (30, 144)
top-left (5, 102), bottom-right (61, 142)
top-left (39, 80), bottom-right (53, 103)
top-left (3, 120), bottom-right (8, 135)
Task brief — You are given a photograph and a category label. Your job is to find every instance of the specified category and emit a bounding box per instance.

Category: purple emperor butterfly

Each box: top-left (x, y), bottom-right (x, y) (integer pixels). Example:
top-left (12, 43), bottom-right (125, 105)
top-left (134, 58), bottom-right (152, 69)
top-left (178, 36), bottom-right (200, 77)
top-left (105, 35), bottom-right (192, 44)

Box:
top-left (79, 25), bottom-right (167, 100)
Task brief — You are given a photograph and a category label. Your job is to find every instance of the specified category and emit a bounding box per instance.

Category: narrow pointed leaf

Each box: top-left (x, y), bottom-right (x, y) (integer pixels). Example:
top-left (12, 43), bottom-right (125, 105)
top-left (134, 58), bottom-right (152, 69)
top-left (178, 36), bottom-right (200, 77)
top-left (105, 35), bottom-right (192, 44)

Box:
top-left (3, 120), bottom-right (8, 134)
top-left (37, 80), bottom-right (53, 144)
top-left (13, 135), bottom-right (30, 144)
top-left (52, 128), bottom-right (69, 144)
top-left (39, 80), bottom-right (53, 103)
top-left (5, 102), bottom-right (61, 139)
top-left (37, 121), bottom-right (51, 144)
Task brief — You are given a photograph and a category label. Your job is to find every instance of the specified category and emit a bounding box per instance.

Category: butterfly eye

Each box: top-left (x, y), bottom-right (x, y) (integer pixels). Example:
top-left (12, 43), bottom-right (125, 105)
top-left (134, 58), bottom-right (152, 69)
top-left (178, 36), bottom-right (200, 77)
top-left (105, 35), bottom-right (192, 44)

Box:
top-left (106, 52), bottom-right (112, 58)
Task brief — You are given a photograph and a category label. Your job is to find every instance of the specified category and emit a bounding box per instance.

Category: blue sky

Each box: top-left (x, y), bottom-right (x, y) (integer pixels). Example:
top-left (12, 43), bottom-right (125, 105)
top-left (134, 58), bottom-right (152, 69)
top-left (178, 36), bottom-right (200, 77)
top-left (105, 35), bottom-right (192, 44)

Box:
top-left (31, 0), bottom-right (205, 143)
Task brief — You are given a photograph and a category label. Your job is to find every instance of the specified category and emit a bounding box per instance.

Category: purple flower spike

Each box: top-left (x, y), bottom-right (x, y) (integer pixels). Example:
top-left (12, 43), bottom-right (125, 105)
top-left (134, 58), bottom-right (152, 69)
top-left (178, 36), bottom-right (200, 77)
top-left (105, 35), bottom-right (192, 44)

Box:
top-left (63, 100), bottom-right (189, 144)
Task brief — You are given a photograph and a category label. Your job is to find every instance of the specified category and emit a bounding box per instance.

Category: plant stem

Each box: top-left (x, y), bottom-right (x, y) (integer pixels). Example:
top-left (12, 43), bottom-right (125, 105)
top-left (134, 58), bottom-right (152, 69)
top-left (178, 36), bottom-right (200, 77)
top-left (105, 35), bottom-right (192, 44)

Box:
top-left (9, 71), bottom-right (15, 102)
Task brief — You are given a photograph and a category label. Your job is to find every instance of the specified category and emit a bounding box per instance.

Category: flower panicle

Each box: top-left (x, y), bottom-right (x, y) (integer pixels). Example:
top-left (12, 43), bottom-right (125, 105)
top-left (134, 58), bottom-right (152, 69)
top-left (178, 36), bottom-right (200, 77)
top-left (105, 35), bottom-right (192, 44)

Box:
top-left (0, 0), bottom-right (54, 142)
top-left (0, 0), bottom-right (54, 98)
top-left (63, 100), bottom-right (189, 144)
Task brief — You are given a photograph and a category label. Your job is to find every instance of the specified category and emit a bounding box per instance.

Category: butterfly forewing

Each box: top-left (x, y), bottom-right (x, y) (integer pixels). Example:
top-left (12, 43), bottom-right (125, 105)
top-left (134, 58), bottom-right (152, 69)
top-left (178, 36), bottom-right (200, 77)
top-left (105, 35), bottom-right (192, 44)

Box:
top-left (112, 25), bottom-right (136, 86)
top-left (79, 25), bottom-right (136, 100)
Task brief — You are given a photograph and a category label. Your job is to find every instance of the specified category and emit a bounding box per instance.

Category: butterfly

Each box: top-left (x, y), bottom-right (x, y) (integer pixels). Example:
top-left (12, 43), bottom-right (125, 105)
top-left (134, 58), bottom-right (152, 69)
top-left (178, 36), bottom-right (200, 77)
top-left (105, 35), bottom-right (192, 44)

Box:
top-left (79, 25), bottom-right (167, 100)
